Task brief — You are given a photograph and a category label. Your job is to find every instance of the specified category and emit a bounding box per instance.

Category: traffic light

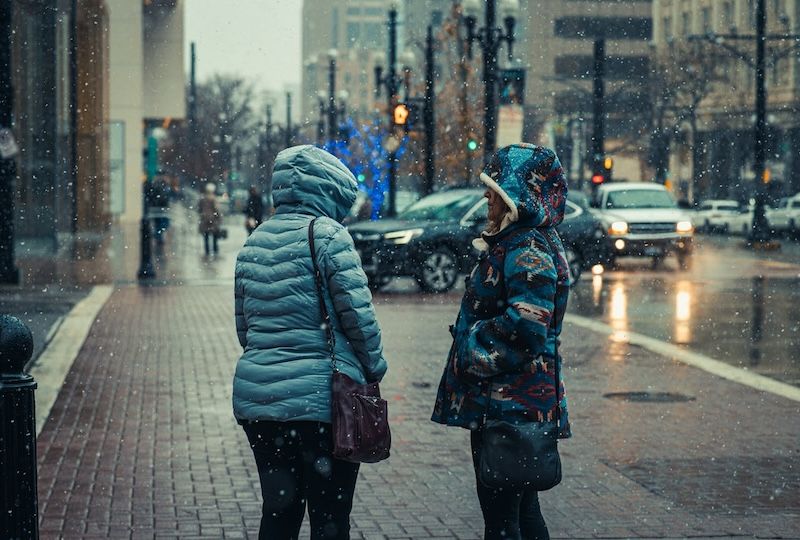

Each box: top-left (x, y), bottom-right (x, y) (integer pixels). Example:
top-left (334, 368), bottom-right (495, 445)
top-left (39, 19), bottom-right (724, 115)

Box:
top-left (467, 138), bottom-right (478, 152)
top-left (393, 103), bottom-right (410, 126)
top-left (602, 156), bottom-right (613, 183)
top-left (591, 174), bottom-right (604, 185)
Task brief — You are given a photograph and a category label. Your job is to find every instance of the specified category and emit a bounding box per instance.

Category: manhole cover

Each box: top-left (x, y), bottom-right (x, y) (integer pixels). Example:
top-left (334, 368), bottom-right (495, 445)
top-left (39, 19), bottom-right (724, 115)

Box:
top-left (603, 391), bottom-right (695, 403)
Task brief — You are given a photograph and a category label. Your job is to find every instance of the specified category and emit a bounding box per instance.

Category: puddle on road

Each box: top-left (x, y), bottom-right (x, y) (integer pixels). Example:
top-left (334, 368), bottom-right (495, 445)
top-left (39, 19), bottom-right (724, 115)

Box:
top-left (569, 274), bottom-right (800, 387)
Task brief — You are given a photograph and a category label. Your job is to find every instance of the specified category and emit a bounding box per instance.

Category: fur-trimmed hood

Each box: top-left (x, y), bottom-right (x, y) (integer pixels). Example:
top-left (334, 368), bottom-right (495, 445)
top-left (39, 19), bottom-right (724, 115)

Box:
top-left (475, 143), bottom-right (568, 251)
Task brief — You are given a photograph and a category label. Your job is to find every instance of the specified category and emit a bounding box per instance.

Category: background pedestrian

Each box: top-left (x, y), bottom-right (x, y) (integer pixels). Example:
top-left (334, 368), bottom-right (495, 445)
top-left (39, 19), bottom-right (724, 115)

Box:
top-left (198, 182), bottom-right (222, 256)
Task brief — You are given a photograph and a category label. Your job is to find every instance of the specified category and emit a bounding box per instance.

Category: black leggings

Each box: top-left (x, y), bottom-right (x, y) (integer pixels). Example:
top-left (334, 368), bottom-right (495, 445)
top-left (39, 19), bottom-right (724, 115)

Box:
top-left (242, 421), bottom-right (360, 540)
top-left (471, 430), bottom-right (550, 540)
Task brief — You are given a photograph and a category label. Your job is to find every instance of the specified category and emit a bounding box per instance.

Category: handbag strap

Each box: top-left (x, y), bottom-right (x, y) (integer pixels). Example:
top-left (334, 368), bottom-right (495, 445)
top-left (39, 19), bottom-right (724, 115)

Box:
top-left (307, 217), bottom-right (339, 372)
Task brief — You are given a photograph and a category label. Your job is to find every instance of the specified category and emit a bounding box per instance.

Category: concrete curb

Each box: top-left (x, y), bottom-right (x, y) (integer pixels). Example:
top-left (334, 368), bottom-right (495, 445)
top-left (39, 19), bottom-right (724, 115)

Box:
top-left (29, 285), bottom-right (114, 435)
top-left (566, 313), bottom-right (800, 403)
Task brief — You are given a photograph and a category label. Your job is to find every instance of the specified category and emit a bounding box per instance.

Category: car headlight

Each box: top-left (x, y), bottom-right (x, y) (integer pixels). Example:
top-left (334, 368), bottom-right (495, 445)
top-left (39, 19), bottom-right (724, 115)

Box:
top-left (383, 228), bottom-right (424, 244)
top-left (676, 221), bottom-right (694, 233)
top-left (608, 221), bottom-right (628, 235)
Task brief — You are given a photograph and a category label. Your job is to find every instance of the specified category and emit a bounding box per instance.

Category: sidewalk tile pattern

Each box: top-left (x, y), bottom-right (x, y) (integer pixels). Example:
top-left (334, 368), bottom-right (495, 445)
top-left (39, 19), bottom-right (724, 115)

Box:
top-left (37, 286), bottom-right (800, 538)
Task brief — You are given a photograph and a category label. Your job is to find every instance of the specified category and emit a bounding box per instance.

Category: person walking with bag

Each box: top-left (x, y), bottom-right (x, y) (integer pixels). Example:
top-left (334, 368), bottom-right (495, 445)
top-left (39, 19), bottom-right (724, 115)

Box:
top-left (198, 182), bottom-right (223, 256)
top-left (233, 145), bottom-right (389, 540)
top-left (431, 144), bottom-right (571, 540)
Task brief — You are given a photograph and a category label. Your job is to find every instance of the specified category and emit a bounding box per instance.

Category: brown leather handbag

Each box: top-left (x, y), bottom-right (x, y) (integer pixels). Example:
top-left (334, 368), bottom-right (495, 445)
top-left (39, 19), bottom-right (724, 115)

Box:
top-left (308, 218), bottom-right (391, 464)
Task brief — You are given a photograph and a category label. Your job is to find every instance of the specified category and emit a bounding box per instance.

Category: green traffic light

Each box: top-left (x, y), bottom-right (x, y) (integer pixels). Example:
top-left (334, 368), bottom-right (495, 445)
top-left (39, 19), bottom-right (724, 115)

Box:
top-left (467, 139), bottom-right (478, 151)
top-left (357, 173), bottom-right (366, 183)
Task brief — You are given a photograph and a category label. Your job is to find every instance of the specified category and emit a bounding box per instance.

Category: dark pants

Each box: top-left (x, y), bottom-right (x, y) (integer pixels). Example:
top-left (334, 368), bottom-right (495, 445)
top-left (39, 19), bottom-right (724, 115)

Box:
top-left (471, 430), bottom-right (550, 540)
top-left (242, 421), bottom-right (360, 540)
top-left (203, 232), bottom-right (218, 255)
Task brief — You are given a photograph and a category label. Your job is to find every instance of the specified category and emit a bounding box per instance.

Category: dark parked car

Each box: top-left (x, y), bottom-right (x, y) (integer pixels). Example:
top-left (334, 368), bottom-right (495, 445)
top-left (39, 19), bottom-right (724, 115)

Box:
top-left (348, 188), bottom-right (608, 292)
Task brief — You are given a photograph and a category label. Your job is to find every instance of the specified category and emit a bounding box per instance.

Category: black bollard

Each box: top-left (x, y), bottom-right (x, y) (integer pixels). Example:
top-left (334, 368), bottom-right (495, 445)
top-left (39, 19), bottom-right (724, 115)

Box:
top-left (0, 314), bottom-right (38, 539)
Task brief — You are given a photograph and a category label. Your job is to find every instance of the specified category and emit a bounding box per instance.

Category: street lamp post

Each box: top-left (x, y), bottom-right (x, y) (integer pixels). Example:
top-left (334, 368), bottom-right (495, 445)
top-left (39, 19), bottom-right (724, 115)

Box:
top-left (375, 5), bottom-right (401, 217)
top-left (462, 0), bottom-right (519, 165)
top-left (317, 94), bottom-right (326, 146)
top-left (423, 25), bottom-right (436, 196)
top-left (327, 49), bottom-right (338, 150)
top-left (0, 0), bottom-right (20, 284)
top-left (752, 0), bottom-right (769, 243)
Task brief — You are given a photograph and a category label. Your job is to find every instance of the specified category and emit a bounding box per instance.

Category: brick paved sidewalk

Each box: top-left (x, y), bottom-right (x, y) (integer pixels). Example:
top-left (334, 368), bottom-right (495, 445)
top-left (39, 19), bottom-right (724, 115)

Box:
top-left (37, 286), bottom-right (800, 539)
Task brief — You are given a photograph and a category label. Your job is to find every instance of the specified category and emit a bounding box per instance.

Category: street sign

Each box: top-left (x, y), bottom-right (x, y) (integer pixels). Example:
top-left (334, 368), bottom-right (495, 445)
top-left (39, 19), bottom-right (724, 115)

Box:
top-left (0, 128), bottom-right (19, 159)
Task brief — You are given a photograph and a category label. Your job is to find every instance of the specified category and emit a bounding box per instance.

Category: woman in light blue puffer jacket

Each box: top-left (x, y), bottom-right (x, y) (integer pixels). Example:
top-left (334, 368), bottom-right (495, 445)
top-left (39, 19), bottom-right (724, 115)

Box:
top-left (233, 145), bottom-right (387, 540)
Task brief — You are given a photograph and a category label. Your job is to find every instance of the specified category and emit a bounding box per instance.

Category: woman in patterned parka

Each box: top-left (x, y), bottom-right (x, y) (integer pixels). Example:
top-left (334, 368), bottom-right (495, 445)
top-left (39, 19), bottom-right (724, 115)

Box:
top-left (432, 143), bottom-right (571, 540)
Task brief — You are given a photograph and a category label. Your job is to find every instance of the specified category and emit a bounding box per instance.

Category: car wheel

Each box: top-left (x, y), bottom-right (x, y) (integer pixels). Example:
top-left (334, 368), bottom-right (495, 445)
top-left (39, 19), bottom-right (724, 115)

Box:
top-left (703, 219), bottom-right (711, 233)
top-left (564, 246), bottom-right (583, 284)
top-left (742, 223), bottom-right (749, 236)
top-left (790, 219), bottom-right (797, 239)
top-left (721, 223), bottom-right (730, 234)
top-left (417, 247), bottom-right (458, 293)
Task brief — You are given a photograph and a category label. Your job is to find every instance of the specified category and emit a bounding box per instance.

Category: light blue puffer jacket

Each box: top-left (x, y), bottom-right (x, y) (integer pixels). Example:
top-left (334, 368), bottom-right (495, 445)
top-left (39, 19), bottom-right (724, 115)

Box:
top-left (232, 145), bottom-right (387, 423)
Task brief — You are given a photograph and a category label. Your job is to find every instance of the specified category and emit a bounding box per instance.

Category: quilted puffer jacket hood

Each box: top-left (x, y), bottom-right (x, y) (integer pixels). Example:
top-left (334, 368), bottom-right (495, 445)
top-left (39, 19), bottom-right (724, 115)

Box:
top-left (272, 145), bottom-right (358, 222)
top-left (480, 143), bottom-right (568, 229)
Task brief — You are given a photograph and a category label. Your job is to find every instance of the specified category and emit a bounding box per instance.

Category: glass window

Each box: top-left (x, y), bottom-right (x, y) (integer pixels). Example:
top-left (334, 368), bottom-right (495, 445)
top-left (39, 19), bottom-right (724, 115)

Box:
top-left (606, 190), bottom-right (677, 209)
top-left (399, 191), bottom-right (483, 221)
top-left (347, 22), bottom-right (360, 44)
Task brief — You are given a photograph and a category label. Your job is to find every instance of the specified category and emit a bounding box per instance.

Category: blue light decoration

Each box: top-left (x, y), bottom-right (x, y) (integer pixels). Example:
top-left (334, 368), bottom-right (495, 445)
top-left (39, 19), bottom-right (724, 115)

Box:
top-left (321, 117), bottom-right (408, 220)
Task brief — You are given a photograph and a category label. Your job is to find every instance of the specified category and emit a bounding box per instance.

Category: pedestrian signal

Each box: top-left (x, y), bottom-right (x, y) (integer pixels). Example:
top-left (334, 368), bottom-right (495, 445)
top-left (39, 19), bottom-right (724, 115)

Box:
top-left (393, 103), bottom-right (410, 126)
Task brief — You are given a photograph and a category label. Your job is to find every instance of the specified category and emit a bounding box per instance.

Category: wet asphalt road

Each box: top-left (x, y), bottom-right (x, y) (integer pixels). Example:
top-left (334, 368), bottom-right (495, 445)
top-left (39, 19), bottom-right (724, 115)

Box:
top-left (380, 233), bottom-right (800, 388)
top-left (567, 234), bottom-right (800, 387)
top-left (17, 200), bottom-right (799, 388)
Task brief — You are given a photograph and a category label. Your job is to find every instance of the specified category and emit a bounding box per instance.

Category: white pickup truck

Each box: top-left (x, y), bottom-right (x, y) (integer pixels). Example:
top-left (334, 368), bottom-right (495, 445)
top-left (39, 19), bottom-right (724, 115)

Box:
top-left (591, 183), bottom-right (695, 268)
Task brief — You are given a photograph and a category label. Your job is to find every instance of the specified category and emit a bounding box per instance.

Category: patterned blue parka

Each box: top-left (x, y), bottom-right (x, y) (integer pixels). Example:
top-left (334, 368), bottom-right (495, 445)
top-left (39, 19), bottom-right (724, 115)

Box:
top-left (431, 144), bottom-right (572, 438)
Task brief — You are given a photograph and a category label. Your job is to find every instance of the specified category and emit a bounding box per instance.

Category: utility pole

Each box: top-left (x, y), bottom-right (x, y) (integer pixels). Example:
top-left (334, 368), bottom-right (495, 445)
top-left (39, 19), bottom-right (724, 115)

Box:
top-left (69, 0), bottom-right (78, 234)
top-left (423, 25), bottom-right (436, 195)
top-left (317, 98), bottom-right (325, 146)
top-left (751, 0), bottom-right (770, 243)
top-left (327, 49), bottom-right (338, 151)
top-left (387, 6), bottom-right (399, 217)
top-left (188, 42), bottom-right (197, 189)
top-left (285, 92), bottom-right (293, 148)
top-left (687, 0), bottom-right (781, 243)
top-left (0, 0), bottom-right (20, 283)
top-left (463, 0), bottom-right (518, 166)
top-left (591, 37), bottom-right (606, 195)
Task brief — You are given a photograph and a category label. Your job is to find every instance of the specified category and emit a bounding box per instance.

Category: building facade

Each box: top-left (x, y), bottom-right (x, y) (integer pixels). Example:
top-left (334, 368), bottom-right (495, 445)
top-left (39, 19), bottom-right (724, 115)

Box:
top-left (301, 0), bottom-right (389, 126)
top-left (519, 0), bottom-right (653, 185)
top-left (12, 0), bottom-right (111, 249)
top-left (107, 0), bottom-right (185, 223)
top-left (653, 0), bottom-right (800, 201)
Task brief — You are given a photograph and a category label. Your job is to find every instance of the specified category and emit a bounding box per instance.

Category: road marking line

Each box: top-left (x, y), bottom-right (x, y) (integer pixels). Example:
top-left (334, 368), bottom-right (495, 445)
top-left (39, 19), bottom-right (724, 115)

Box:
top-left (29, 285), bottom-right (114, 435)
top-left (565, 314), bottom-right (800, 403)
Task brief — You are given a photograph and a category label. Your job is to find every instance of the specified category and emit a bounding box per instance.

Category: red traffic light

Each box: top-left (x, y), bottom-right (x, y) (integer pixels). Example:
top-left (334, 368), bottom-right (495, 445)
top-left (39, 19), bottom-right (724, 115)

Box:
top-left (591, 174), bottom-right (604, 185)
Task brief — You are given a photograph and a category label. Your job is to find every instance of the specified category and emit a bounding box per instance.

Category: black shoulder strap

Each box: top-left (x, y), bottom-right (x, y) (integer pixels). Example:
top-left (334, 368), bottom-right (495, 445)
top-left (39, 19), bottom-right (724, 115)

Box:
top-left (307, 218), bottom-right (338, 372)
